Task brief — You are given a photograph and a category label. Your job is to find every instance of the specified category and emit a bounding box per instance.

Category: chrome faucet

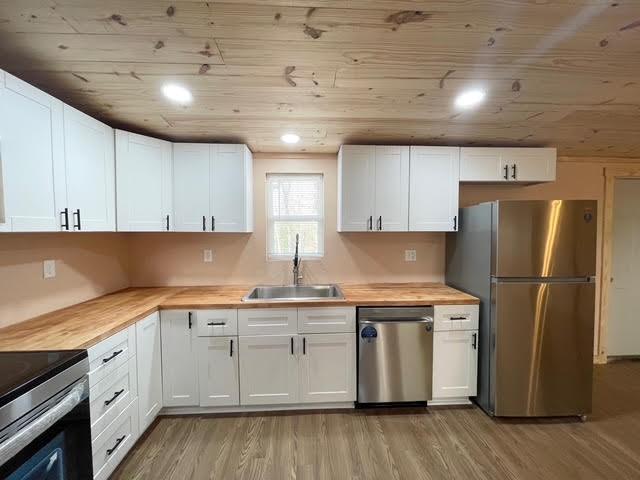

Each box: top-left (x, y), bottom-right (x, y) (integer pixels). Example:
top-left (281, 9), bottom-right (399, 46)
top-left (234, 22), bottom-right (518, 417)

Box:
top-left (292, 233), bottom-right (302, 286)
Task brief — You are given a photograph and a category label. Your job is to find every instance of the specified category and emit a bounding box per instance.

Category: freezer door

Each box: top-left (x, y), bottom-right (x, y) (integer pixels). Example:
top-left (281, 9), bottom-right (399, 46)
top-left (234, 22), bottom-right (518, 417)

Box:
top-left (493, 281), bottom-right (595, 417)
top-left (493, 200), bottom-right (597, 277)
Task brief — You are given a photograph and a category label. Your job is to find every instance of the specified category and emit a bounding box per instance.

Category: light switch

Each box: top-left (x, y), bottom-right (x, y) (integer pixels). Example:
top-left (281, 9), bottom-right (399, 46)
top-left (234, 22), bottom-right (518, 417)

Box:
top-left (203, 249), bottom-right (213, 263)
top-left (43, 259), bottom-right (56, 279)
top-left (405, 250), bottom-right (417, 262)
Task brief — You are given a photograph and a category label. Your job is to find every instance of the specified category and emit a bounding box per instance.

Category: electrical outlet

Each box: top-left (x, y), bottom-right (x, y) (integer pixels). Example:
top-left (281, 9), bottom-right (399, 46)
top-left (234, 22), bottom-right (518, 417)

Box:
top-left (405, 250), bottom-right (417, 262)
top-left (203, 249), bottom-right (213, 263)
top-left (43, 259), bottom-right (56, 279)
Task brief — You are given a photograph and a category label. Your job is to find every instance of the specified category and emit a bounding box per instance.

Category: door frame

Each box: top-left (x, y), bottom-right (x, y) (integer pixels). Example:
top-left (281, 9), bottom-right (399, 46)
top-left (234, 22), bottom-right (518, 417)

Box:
top-left (597, 166), bottom-right (640, 363)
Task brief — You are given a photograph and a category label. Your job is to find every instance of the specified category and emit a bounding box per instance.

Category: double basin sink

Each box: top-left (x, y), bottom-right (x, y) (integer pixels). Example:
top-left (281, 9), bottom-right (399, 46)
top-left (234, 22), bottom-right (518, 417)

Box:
top-left (242, 284), bottom-right (344, 302)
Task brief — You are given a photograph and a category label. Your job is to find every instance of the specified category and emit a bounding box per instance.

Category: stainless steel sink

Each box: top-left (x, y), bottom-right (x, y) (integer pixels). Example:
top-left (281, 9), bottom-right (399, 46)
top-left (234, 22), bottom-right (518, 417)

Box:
top-left (242, 284), bottom-right (344, 302)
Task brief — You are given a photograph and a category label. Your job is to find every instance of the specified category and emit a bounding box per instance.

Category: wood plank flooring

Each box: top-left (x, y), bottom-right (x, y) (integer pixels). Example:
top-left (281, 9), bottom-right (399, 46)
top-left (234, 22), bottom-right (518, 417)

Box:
top-left (112, 361), bottom-right (640, 480)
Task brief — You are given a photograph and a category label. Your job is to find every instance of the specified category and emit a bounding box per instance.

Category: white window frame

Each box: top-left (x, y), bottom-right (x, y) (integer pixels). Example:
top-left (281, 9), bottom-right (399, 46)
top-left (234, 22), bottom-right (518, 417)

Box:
top-left (266, 173), bottom-right (325, 261)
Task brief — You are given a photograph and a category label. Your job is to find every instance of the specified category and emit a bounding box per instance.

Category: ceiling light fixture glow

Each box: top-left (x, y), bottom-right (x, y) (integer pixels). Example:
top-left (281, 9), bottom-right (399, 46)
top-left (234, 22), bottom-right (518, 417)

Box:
top-left (281, 133), bottom-right (300, 144)
top-left (454, 89), bottom-right (486, 108)
top-left (161, 83), bottom-right (193, 104)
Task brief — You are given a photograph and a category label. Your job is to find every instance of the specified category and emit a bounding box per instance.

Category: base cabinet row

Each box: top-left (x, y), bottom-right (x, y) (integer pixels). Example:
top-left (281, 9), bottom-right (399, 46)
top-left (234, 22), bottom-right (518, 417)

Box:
top-left (160, 309), bottom-right (357, 408)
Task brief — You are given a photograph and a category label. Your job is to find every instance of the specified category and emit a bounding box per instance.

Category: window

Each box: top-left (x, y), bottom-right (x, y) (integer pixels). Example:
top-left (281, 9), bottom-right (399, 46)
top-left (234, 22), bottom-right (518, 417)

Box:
top-left (266, 173), bottom-right (324, 259)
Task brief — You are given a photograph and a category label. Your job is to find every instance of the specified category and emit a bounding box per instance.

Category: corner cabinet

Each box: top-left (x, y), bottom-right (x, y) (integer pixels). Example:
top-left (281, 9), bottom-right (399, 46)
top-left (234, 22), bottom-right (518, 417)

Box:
top-left (409, 146), bottom-right (460, 232)
top-left (337, 145), bottom-right (409, 232)
top-left (116, 130), bottom-right (172, 231)
top-left (0, 70), bottom-right (64, 232)
top-left (431, 305), bottom-right (479, 405)
top-left (173, 143), bottom-right (253, 233)
top-left (460, 147), bottom-right (556, 183)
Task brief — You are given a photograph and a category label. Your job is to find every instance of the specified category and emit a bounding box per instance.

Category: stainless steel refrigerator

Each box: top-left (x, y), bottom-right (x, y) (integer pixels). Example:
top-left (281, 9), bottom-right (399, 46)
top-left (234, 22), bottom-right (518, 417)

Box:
top-left (446, 200), bottom-right (597, 417)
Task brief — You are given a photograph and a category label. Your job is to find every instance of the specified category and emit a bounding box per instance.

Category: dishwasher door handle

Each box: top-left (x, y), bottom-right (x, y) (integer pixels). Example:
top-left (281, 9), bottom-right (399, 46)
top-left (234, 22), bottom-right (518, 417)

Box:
top-left (359, 318), bottom-right (433, 324)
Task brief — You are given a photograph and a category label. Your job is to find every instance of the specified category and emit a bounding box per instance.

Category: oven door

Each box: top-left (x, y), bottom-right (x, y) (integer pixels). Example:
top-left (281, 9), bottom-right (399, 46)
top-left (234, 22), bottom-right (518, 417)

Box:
top-left (0, 378), bottom-right (92, 480)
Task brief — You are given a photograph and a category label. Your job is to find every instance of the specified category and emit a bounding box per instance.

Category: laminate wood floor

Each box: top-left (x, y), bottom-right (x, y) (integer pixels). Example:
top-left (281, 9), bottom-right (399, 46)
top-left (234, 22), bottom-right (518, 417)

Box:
top-left (112, 361), bottom-right (640, 480)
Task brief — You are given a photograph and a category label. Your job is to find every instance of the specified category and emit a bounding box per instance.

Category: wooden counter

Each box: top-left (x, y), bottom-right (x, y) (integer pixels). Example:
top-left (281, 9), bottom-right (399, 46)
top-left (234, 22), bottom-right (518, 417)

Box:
top-left (0, 283), bottom-right (477, 351)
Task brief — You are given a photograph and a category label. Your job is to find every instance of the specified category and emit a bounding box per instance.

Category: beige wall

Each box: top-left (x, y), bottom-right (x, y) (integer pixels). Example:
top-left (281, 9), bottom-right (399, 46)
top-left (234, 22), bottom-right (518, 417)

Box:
top-left (0, 233), bottom-right (129, 328)
top-left (128, 153), bottom-right (445, 286)
top-left (3, 154), bottom-right (640, 336)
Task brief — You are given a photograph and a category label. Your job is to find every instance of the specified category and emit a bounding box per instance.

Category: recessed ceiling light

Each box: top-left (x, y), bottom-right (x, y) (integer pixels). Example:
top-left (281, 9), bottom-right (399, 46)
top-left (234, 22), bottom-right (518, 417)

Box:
top-left (454, 89), bottom-right (486, 108)
top-left (161, 83), bottom-right (193, 104)
top-left (281, 133), bottom-right (300, 144)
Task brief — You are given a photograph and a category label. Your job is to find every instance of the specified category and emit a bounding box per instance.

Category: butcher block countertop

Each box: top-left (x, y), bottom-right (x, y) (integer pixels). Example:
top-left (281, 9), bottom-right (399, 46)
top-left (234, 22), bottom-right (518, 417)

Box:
top-left (0, 283), bottom-right (477, 351)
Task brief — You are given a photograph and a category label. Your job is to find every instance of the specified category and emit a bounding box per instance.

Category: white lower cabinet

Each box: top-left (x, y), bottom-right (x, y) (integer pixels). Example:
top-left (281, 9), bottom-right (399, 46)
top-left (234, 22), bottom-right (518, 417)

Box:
top-left (197, 336), bottom-right (240, 406)
top-left (136, 312), bottom-right (163, 432)
top-left (239, 335), bottom-right (299, 405)
top-left (161, 311), bottom-right (199, 407)
top-left (432, 330), bottom-right (478, 401)
top-left (300, 333), bottom-right (356, 403)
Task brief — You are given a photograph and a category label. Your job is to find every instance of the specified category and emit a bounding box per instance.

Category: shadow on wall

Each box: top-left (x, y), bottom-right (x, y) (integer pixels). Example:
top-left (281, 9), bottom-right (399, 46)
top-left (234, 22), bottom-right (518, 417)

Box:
top-left (0, 233), bottom-right (130, 328)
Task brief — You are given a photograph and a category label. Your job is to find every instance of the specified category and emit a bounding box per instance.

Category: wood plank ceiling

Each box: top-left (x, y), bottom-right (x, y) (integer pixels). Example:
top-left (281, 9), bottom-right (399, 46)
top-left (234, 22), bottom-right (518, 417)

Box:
top-left (0, 0), bottom-right (639, 156)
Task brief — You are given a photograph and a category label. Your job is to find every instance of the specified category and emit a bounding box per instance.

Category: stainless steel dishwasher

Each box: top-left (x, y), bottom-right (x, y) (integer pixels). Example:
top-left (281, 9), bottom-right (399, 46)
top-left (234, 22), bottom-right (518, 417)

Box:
top-left (357, 307), bottom-right (434, 404)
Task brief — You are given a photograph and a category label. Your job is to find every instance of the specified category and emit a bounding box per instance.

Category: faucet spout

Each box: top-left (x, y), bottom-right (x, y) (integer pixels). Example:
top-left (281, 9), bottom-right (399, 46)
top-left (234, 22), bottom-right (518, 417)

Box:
top-left (292, 234), bottom-right (302, 286)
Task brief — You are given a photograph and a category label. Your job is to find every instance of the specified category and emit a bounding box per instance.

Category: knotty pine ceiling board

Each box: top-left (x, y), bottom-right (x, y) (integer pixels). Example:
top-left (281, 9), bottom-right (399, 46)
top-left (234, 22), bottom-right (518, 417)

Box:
top-left (0, 0), bottom-right (639, 156)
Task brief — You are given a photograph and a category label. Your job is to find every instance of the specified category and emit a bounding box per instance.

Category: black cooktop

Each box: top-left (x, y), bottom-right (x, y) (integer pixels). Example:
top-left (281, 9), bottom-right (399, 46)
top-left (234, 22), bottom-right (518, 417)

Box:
top-left (0, 350), bottom-right (87, 408)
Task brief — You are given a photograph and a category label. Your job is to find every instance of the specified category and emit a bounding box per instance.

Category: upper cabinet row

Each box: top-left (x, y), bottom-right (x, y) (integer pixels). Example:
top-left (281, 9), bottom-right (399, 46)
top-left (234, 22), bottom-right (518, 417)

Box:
top-left (0, 69), bottom-right (253, 233)
top-left (337, 145), bottom-right (556, 232)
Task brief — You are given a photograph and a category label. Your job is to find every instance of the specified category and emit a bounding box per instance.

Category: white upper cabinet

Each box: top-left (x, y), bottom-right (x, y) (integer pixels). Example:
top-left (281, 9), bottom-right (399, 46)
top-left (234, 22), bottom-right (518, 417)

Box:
top-left (337, 145), bottom-right (409, 232)
top-left (409, 146), bottom-right (460, 232)
top-left (116, 130), bottom-right (172, 232)
top-left (374, 146), bottom-right (409, 231)
top-left (173, 143), bottom-right (210, 232)
top-left (62, 105), bottom-right (115, 231)
top-left (173, 143), bottom-right (253, 232)
top-left (460, 147), bottom-right (556, 183)
top-left (210, 144), bottom-right (253, 232)
top-left (0, 70), bottom-right (65, 232)
top-left (337, 145), bottom-right (375, 232)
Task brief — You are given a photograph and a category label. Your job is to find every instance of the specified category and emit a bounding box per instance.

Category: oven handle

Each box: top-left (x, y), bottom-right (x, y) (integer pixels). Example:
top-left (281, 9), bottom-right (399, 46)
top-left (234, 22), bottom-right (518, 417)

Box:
top-left (0, 380), bottom-right (86, 468)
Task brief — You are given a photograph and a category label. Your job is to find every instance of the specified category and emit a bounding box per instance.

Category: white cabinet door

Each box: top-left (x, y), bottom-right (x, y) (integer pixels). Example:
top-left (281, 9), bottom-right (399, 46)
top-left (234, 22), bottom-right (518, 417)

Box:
top-left (239, 335), bottom-right (299, 405)
top-left (409, 146), bottom-right (460, 232)
top-left (300, 333), bottom-right (356, 403)
top-left (503, 148), bottom-right (556, 182)
top-left (136, 312), bottom-right (163, 432)
top-left (63, 105), bottom-right (115, 231)
top-left (237, 308), bottom-right (298, 336)
top-left (197, 337), bottom-right (240, 407)
top-left (210, 144), bottom-right (252, 232)
top-left (116, 130), bottom-right (172, 231)
top-left (298, 307), bottom-right (356, 334)
top-left (460, 148), bottom-right (505, 182)
top-left (374, 146), bottom-right (409, 231)
top-left (173, 143), bottom-right (210, 232)
top-left (160, 311), bottom-right (198, 407)
top-left (0, 70), bottom-right (64, 232)
top-left (337, 145), bottom-right (374, 232)
top-left (432, 330), bottom-right (478, 399)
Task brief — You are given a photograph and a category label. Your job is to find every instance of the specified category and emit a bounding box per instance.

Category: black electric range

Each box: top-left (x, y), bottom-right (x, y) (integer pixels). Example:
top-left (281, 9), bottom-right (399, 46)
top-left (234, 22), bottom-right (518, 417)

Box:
top-left (0, 350), bottom-right (93, 479)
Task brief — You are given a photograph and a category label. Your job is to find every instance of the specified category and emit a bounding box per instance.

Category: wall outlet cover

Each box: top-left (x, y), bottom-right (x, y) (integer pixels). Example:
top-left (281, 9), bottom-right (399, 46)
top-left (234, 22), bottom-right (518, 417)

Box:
top-left (43, 259), bottom-right (56, 279)
top-left (405, 250), bottom-right (417, 262)
top-left (203, 249), bottom-right (214, 263)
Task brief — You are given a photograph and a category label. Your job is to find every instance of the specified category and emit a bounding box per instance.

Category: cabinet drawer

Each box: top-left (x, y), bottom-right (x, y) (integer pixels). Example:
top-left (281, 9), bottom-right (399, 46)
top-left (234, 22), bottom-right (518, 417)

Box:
top-left (92, 397), bottom-right (139, 480)
top-left (433, 305), bottom-right (479, 331)
top-left (298, 307), bottom-right (356, 333)
top-left (238, 308), bottom-right (297, 335)
top-left (87, 325), bottom-right (136, 387)
top-left (195, 309), bottom-right (238, 336)
top-left (90, 355), bottom-right (137, 440)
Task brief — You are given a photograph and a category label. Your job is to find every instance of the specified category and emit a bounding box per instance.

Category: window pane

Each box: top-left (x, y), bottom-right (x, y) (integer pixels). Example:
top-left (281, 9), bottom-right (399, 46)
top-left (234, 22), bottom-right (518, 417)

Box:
top-left (269, 175), bottom-right (321, 217)
top-left (271, 221), bottom-right (320, 256)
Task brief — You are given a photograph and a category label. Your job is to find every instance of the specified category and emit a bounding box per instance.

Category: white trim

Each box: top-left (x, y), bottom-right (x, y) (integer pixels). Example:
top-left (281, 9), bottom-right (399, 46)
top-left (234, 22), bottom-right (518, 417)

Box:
top-left (428, 397), bottom-right (472, 406)
top-left (160, 402), bottom-right (354, 415)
